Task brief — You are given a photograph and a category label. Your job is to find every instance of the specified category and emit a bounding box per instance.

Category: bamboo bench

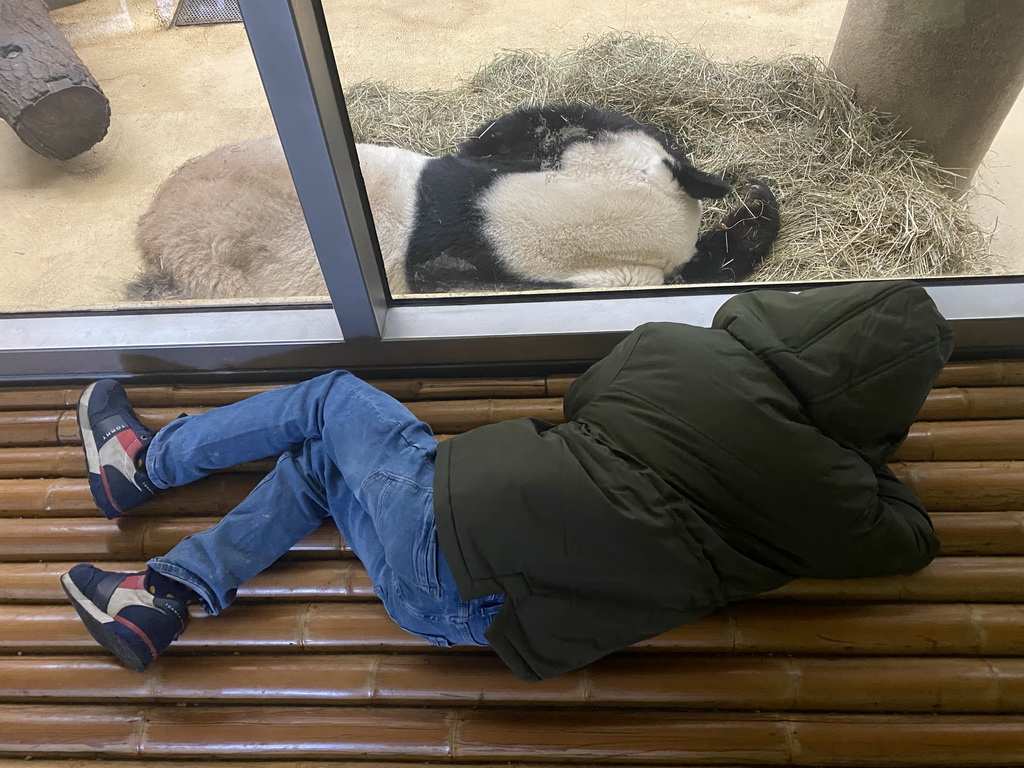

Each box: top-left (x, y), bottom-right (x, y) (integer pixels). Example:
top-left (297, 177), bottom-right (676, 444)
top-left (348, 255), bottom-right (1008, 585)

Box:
top-left (1, 362), bottom-right (1024, 766)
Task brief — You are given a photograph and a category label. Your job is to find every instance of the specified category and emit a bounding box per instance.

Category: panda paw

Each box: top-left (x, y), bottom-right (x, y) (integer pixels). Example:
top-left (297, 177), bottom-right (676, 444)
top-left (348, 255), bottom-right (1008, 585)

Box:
top-left (723, 178), bottom-right (780, 233)
top-left (669, 178), bottom-right (781, 285)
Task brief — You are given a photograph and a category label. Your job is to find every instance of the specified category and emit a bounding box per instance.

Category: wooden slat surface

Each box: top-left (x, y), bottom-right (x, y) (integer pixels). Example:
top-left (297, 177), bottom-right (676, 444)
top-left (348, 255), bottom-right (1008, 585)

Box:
top-left (0, 377), bottom-right (564, 411)
top-left (0, 399), bottom-right (566, 447)
top-left (7, 418), bottom-right (1024, 477)
top-left (7, 462), bottom-right (1024, 518)
top-left (1, 705), bottom-right (1024, 764)
top-left (0, 560), bottom-right (376, 603)
top-left (0, 475), bottom-right (260, 516)
top-left (934, 360), bottom-right (1024, 387)
top-left (0, 517), bottom-right (348, 561)
top-left (3, 556), bottom-right (1020, 604)
top-left (3, 392), bottom-right (1024, 449)
top-left (0, 764), bottom-right (757, 768)
top-left (3, 654), bottom-right (1024, 712)
top-left (898, 419), bottom-right (1024, 460)
top-left (0, 509), bottom-right (1018, 560)
top-left (4, 601), bottom-right (1024, 656)
top-left (917, 387), bottom-right (1024, 421)
top-left (2, 361), bottom-right (1024, 765)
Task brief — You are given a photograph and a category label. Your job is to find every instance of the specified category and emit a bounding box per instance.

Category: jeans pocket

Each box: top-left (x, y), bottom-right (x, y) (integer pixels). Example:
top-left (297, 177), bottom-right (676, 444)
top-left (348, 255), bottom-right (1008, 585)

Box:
top-left (369, 471), bottom-right (443, 599)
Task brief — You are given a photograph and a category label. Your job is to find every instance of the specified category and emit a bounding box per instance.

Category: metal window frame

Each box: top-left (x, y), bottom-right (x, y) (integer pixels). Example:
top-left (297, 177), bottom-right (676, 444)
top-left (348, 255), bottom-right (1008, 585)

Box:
top-left (3, 279), bottom-right (1024, 382)
top-left (240, 0), bottom-right (387, 340)
top-left (0, 0), bottom-right (1022, 383)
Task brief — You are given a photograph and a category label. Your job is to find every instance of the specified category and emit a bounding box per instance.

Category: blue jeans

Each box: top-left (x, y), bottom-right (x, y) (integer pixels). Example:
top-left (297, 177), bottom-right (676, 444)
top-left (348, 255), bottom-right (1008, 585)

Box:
top-left (144, 371), bottom-right (503, 647)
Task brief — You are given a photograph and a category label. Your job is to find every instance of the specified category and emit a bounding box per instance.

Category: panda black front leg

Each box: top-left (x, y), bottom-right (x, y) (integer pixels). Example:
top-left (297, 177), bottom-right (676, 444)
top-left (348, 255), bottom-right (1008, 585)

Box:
top-left (670, 178), bottom-right (781, 284)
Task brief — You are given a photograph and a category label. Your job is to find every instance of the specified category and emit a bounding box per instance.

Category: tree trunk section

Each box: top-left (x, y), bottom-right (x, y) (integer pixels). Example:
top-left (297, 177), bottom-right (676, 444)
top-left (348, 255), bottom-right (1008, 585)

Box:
top-left (0, 0), bottom-right (111, 160)
top-left (829, 0), bottom-right (1024, 195)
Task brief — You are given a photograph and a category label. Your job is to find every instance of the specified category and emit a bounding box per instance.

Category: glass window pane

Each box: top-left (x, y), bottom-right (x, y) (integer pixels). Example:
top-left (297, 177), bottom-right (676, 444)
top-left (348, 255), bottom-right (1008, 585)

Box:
top-left (0, 0), bottom-right (331, 313)
top-left (6, 1), bottom-right (1022, 321)
top-left (312, 0), bottom-right (1023, 300)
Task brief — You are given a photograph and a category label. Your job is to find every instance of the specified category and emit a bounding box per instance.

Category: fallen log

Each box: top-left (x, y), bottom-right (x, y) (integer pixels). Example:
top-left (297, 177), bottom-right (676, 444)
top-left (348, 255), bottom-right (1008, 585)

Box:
top-left (0, 0), bottom-right (110, 159)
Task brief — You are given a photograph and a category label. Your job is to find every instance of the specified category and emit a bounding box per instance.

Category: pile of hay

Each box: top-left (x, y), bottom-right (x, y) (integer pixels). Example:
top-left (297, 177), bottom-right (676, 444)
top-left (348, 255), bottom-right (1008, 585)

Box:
top-left (345, 33), bottom-right (991, 283)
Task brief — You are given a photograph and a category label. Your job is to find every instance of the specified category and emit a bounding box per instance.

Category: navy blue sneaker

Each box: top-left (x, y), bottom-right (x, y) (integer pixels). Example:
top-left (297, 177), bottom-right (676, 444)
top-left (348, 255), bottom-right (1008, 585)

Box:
top-left (77, 380), bottom-right (157, 518)
top-left (60, 564), bottom-right (190, 671)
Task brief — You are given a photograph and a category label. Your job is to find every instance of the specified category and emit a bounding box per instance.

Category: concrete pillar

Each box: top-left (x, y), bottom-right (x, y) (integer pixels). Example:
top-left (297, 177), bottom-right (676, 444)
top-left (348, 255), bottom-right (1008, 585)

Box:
top-left (829, 0), bottom-right (1024, 194)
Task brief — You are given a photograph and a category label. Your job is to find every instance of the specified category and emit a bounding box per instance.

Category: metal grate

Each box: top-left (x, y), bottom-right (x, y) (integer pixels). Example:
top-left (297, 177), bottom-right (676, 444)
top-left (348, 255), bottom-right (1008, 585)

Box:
top-left (171, 0), bottom-right (243, 26)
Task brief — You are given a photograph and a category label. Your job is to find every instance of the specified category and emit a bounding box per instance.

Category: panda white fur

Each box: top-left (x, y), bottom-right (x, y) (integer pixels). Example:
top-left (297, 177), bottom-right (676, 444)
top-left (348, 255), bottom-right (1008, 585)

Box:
top-left (128, 105), bottom-right (777, 300)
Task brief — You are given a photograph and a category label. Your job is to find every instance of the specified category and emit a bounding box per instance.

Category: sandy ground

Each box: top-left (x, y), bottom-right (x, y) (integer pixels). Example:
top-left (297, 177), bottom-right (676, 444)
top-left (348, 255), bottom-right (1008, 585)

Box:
top-left (1, 0), bottom-right (1020, 312)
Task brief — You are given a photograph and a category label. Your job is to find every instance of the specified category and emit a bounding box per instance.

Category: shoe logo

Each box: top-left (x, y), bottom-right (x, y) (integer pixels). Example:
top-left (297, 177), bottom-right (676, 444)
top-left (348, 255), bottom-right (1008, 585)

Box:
top-left (100, 424), bottom-right (128, 442)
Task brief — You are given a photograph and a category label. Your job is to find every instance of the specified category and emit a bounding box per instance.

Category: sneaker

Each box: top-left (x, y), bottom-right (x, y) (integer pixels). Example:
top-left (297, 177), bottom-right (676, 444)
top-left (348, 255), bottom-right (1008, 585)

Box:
top-left (77, 379), bottom-right (157, 519)
top-left (61, 564), bottom-right (189, 672)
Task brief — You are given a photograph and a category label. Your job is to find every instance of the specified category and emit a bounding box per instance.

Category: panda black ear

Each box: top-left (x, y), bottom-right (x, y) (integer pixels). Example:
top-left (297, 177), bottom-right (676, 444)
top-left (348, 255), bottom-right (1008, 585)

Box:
top-left (675, 166), bottom-right (732, 200)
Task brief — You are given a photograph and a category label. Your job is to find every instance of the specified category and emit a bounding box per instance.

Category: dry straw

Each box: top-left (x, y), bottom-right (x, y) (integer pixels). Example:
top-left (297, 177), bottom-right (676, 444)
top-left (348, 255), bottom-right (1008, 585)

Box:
top-left (345, 33), bottom-right (991, 283)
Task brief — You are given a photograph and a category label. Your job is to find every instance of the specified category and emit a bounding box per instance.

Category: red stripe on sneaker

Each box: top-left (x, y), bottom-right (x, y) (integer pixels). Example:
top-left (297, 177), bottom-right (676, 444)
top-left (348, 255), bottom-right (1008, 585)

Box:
top-left (116, 430), bottom-right (141, 454)
top-left (114, 614), bottom-right (159, 660)
top-left (99, 468), bottom-right (125, 516)
top-left (121, 574), bottom-right (146, 590)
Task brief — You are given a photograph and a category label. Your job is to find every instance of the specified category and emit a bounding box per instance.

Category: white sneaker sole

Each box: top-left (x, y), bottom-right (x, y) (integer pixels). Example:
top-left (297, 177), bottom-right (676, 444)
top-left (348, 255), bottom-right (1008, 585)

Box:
top-left (77, 382), bottom-right (101, 477)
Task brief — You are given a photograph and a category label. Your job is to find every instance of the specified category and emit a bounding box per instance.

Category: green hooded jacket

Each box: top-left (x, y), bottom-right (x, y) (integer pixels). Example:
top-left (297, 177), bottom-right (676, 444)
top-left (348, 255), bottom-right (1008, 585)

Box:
top-left (433, 281), bottom-right (954, 682)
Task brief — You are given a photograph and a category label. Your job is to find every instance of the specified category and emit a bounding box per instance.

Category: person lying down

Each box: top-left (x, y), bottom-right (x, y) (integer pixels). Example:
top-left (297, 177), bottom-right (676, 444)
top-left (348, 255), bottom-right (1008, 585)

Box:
top-left (63, 280), bottom-right (951, 682)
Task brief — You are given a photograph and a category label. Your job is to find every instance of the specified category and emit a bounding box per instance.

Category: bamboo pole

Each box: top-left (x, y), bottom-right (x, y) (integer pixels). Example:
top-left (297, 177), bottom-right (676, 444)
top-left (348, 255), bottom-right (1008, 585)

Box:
top-left (10, 421), bottom-right (1024, 480)
top-left (6, 394), bottom-right (1024, 452)
top-left (1, 510), bottom-right (1016, 560)
top-left (936, 361), bottom-right (1024, 388)
top-left (764, 556), bottom-right (1024, 602)
top-left (0, 446), bottom-right (276, 479)
top-left (0, 763), bottom-right (756, 768)
top-left (2, 704), bottom-right (1024, 764)
top-left (0, 410), bottom-right (60, 446)
top-left (45, 400), bottom-right (564, 445)
top-left (6, 390), bottom-right (1024, 450)
top-left (0, 603), bottom-right (417, 654)
top-left (2, 400), bottom-right (566, 448)
top-left (545, 373), bottom-right (578, 397)
top-left (0, 386), bottom-right (81, 410)
top-left (458, 710), bottom-right (1024, 765)
top-left (0, 560), bottom-right (376, 603)
top-left (0, 764), bottom-right (717, 768)
top-left (10, 420), bottom-right (1024, 478)
top-left (7, 470), bottom-right (1024, 531)
top-left (917, 387), bottom-right (1024, 421)
top-left (0, 475), bottom-right (260, 517)
top-left (931, 512), bottom-right (1024, 555)
top-left (3, 557), bottom-right (1018, 605)
top-left (0, 511), bottom-right (1017, 559)
top-left (1, 654), bottom-right (1021, 713)
top-left (0, 359), bottom-right (1019, 414)
top-left (4, 602), bottom-right (1022, 657)
top-left (0, 517), bottom-right (349, 562)
top-left (0, 377), bottom-right (559, 411)
top-left (0, 445), bottom-right (86, 477)
top-left (896, 419), bottom-right (1024, 461)
top-left (892, 462), bottom-right (1024, 511)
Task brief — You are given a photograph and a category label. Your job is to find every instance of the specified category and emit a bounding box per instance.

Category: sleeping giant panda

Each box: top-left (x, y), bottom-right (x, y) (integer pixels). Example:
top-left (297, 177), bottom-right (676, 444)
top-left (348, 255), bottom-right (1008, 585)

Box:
top-left (127, 104), bottom-right (780, 300)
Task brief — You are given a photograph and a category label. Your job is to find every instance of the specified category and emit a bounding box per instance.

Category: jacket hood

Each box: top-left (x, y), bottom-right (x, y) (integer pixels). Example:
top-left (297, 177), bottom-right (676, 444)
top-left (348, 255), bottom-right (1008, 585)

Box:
top-left (712, 281), bottom-right (954, 467)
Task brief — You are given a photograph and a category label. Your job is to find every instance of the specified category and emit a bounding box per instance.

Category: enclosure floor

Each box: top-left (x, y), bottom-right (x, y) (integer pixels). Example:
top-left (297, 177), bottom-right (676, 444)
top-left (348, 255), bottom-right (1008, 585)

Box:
top-left (1, 0), bottom-right (1022, 312)
top-left (3, 362), bottom-right (1024, 764)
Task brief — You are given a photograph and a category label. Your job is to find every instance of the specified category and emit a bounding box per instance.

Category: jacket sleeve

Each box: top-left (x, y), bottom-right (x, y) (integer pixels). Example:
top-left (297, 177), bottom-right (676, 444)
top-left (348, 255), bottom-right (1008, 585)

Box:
top-left (808, 466), bottom-right (941, 579)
